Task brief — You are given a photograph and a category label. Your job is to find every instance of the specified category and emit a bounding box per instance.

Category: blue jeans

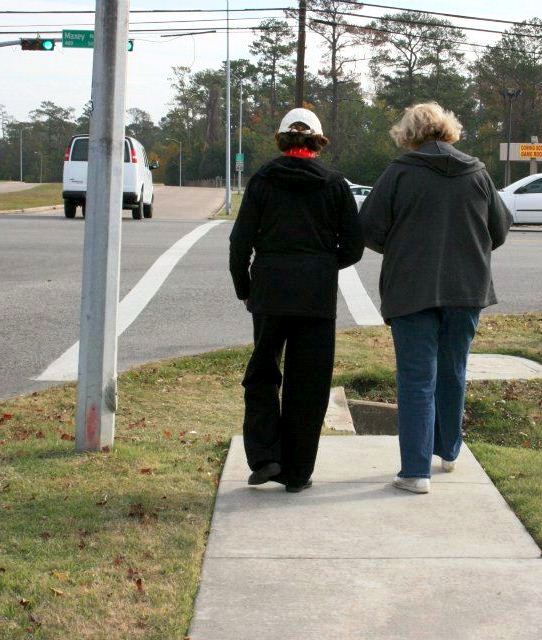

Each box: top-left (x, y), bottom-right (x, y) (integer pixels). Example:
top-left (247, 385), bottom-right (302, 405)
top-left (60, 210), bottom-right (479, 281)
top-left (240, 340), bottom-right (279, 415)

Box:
top-left (390, 307), bottom-right (480, 478)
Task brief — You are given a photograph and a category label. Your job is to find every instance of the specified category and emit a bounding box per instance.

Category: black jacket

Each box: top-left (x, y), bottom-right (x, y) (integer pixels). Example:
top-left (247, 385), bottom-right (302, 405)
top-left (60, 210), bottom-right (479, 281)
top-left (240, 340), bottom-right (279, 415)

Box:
top-left (360, 140), bottom-right (513, 321)
top-left (229, 156), bottom-right (364, 318)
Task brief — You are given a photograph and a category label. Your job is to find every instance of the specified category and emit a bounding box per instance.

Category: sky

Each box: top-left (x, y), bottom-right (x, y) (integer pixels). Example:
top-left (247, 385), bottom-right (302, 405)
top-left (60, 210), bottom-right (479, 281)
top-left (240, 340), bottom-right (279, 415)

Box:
top-left (0, 0), bottom-right (539, 125)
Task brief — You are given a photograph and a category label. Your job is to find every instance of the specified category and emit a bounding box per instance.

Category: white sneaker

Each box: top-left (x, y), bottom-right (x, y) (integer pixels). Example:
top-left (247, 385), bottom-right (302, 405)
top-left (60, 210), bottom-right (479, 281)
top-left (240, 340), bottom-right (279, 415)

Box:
top-left (393, 476), bottom-right (430, 494)
top-left (441, 459), bottom-right (456, 473)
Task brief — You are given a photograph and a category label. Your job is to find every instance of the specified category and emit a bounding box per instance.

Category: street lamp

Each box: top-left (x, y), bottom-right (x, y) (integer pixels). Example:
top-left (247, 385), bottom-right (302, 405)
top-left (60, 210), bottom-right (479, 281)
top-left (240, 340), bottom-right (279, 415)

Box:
top-left (34, 151), bottom-right (43, 183)
top-left (19, 126), bottom-right (28, 182)
top-left (501, 88), bottom-right (522, 187)
top-left (225, 0), bottom-right (232, 214)
top-left (166, 137), bottom-right (182, 187)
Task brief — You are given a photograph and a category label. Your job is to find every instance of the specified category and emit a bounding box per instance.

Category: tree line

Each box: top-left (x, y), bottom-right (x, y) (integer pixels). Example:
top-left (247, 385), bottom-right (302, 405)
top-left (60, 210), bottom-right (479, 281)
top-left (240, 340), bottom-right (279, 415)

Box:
top-left (1, 4), bottom-right (541, 187)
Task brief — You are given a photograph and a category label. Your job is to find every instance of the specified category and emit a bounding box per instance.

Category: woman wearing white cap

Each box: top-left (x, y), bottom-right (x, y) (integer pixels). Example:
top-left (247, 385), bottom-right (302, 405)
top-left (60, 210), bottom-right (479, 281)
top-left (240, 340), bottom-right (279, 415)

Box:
top-left (230, 108), bottom-right (364, 492)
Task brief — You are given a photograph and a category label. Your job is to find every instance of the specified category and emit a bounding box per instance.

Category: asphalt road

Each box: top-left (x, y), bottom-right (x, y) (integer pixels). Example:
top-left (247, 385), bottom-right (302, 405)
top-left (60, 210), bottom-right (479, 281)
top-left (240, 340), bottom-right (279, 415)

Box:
top-left (1, 187), bottom-right (541, 400)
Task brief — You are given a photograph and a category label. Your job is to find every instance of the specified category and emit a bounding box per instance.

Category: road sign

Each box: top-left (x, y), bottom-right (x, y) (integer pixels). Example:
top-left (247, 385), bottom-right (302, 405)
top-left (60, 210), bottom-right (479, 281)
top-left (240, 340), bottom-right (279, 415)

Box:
top-left (235, 152), bottom-right (244, 163)
top-left (63, 29), bottom-right (95, 48)
top-left (519, 143), bottom-right (542, 159)
top-left (235, 161), bottom-right (244, 172)
top-left (500, 143), bottom-right (542, 162)
top-left (63, 29), bottom-right (134, 51)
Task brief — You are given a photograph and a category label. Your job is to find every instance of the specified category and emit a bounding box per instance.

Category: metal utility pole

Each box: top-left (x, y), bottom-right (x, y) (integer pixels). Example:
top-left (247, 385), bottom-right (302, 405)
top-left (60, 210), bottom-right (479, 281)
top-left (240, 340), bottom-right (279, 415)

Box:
top-left (19, 127), bottom-right (24, 182)
top-left (34, 151), bottom-right (43, 183)
top-left (295, 0), bottom-right (307, 107)
top-left (75, 0), bottom-right (130, 452)
top-left (238, 82), bottom-right (243, 194)
top-left (502, 88), bottom-right (522, 186)
top-left (166, 137), bottom-right (182, 187)
top-left (225, 0), bottom-right (232, 214)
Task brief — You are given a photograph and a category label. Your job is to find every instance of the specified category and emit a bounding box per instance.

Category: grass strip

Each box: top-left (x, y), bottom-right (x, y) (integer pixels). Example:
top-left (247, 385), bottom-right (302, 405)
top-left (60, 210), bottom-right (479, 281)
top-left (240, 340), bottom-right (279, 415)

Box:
top-left (213, 191), bottom-right (242, 219)
top-left (0, 184), bottom-right (63, 212)
top-left (0, 313), bottom-right (540, 637)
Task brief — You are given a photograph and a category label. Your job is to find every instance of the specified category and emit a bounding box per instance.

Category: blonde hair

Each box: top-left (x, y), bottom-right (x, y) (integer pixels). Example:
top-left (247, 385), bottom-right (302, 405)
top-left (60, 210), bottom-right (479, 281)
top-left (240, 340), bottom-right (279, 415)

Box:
top-left (390, 102), bottom-right (463, 149)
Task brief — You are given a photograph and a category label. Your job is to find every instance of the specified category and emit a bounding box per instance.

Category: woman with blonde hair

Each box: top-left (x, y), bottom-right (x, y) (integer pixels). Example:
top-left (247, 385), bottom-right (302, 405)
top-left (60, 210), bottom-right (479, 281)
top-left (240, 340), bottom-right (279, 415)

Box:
top-left (361, 102), bottom-right (512, 493)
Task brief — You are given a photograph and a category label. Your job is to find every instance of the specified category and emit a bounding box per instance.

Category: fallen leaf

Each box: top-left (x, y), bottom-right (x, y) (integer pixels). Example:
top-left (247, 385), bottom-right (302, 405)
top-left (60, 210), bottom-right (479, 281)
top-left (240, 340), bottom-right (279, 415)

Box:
top-left (135, 577), bottom-right (144, 593)
top-left (50, 588), bottom-right (64, 597)
top-left (40, 532), bottom-right (51, 541)
top-left (163, 430), bottom-right (172, 439)
top-left (60, 433), bottom-right (75, 441)
top-left (140, 468), bottom-right (153, 475)
top-left (96, 494), bottom-right (108, 506)
top-left (189, 430), bottom-right (197, 435)
top-left (2, 413), bottom-right (13, 421)
top-left (113, 555), bottom-right (125, 566)
top-left (35, 431), bottom-right (45, 439)
top-left (19, 598), bottom-right (31, 608)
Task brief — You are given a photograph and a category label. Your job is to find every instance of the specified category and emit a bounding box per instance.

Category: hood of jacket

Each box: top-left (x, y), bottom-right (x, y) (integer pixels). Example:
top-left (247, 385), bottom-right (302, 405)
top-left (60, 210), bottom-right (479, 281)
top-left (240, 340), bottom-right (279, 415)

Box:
top-left (393, 140), bottom-right (485, 177)
top-left (256, 155), bottom-right (334, 190)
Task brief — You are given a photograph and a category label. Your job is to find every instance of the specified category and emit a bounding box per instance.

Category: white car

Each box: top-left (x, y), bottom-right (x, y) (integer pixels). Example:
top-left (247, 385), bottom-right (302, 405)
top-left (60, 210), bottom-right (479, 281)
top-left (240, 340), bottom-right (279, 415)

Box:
top-left (62, 135), bottom-right (157, 220)
top-left (346, 180), bottom-right (372, 211)
top-left (498, 173), bottom-right (542, 224)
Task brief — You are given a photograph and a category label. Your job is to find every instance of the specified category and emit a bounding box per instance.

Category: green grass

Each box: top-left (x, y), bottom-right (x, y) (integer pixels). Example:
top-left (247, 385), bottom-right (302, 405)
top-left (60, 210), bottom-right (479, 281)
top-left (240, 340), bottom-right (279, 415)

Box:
top-left (213, 191), bottom-right (242, 219)
top-left (0, 184), bottom-right (63, 212)
top-left (0, 314), bottom-right (540, 637)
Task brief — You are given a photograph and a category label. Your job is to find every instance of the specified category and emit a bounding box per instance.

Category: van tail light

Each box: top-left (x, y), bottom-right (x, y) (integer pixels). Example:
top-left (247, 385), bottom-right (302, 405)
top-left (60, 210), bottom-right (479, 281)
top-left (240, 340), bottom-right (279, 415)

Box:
top-left (131, 148), bottom-right (138, 163)
top-left (64, 147), bottom-right (70, 161)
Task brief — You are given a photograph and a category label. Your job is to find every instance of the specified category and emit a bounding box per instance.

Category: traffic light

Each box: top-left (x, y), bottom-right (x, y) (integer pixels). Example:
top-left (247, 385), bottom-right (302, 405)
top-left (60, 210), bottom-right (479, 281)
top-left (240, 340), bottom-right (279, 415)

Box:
top-left (127, 39), bottom-right (134, 52)
top-left (21, 38), bottom-right (55, 51)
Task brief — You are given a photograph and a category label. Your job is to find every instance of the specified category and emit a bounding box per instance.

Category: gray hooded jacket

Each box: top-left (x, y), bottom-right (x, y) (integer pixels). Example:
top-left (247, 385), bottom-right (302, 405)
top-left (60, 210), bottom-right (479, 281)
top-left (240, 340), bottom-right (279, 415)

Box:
top-left (360, 140), bottom-right (513, 321)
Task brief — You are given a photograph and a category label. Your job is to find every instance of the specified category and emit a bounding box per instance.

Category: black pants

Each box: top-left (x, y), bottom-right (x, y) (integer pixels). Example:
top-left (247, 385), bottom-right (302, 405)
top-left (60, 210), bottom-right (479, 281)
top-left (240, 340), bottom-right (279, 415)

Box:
top-left (242, 314), bottom-right (336, 484)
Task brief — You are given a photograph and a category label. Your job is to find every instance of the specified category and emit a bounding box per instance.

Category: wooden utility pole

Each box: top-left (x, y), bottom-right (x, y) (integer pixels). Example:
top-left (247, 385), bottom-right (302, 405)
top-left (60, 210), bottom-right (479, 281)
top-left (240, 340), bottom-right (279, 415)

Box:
top-left (295, 0), bottom-right (307, 107)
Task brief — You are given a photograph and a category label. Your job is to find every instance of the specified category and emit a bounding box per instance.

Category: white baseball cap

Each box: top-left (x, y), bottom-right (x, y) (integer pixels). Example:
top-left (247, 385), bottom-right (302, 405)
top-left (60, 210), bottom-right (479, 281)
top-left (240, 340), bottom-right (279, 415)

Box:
top-left (277, 108), bottom-right (323, 136)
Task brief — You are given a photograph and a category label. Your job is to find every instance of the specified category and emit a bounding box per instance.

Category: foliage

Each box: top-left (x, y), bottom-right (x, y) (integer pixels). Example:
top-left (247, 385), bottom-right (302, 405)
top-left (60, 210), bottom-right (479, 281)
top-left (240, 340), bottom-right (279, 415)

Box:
top-left (1, 16), bottom-right (541, 188)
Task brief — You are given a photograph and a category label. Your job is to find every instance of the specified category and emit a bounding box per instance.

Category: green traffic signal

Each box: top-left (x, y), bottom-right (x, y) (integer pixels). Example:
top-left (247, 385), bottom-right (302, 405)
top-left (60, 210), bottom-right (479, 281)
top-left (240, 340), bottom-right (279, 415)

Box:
top-left (21, 38), bottom-right (55, 51)
top-left (127, 40), bottom-right (134, 52)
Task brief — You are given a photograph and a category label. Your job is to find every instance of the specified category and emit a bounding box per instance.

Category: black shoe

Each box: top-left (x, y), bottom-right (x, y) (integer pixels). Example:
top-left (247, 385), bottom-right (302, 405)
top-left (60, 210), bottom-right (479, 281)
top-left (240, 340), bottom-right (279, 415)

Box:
top-left (248, 462), bottom-right (281, 485)
top-left (285, 479), bottom-right (313, 493)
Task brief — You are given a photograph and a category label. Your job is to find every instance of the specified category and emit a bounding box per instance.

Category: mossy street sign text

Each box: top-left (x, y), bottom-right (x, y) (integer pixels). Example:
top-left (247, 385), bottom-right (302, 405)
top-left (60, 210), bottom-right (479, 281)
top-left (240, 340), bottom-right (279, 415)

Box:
top-left (63, 30), bottom-right (95, 48)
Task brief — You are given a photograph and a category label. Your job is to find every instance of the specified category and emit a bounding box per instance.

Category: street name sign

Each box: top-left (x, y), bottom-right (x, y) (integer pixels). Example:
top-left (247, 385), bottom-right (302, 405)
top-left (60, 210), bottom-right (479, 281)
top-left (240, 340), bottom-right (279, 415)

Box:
top-left (63, 30), bottom-right (134, 51)
top-left (63, 30), bottom-right (95, 49)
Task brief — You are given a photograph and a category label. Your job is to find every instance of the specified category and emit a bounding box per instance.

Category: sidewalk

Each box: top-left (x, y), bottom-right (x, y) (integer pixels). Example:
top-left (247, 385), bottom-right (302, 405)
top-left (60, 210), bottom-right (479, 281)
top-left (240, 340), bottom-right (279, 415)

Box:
top-left (189, 435), bottom-right (542, 639)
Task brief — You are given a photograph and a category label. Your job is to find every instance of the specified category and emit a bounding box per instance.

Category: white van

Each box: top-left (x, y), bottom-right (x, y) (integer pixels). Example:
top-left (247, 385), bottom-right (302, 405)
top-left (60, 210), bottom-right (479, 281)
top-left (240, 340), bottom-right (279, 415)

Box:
top-left (62, 135), bottom-right (157, 220)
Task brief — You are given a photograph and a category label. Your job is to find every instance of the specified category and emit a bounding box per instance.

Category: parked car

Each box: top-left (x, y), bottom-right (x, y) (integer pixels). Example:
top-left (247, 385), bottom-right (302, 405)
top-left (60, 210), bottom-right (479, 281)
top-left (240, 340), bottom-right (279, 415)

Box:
top-left (62, 135), bottom-right (158, 220)
top-left (498, 173), bottom-right (542, 224)
top-left (346, 180), bottom-right (372, 211)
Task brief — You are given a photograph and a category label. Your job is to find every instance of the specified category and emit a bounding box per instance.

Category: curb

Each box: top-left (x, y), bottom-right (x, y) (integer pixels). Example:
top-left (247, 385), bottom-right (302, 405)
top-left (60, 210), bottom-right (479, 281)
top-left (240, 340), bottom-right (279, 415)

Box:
top-left (0, 203), bottom-right (62, 214)
top-left (510, 225), bottom-right (542, 232)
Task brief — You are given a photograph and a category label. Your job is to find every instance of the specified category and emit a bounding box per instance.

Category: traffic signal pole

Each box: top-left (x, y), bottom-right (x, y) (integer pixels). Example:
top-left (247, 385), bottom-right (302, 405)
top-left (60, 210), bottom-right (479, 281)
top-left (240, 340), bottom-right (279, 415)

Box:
top-left (75, 0), bottom-right (130, 452)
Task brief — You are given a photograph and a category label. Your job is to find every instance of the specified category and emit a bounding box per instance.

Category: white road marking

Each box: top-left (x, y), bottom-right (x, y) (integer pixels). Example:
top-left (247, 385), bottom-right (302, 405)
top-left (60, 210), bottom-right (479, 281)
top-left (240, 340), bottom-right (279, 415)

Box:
top-left (35, 220), bottom-right (225, 381)
top-left (339, 265), bottom-right (384, 326)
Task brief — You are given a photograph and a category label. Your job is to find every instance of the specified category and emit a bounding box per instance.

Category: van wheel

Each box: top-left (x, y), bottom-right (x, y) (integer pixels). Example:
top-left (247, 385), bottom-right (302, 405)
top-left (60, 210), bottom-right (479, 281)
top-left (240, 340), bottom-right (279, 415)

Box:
top-left (132, 190), bottom-right (144, 220)
top-left (64, 199), bottom-right (76, 218)
top-left (143, 196), bottom-right (153, 219)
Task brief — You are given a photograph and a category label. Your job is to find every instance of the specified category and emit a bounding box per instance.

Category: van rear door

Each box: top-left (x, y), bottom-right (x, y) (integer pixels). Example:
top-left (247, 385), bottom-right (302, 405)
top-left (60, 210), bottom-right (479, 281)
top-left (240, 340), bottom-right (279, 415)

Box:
top-left (64, 137), bottom-right (89, 192)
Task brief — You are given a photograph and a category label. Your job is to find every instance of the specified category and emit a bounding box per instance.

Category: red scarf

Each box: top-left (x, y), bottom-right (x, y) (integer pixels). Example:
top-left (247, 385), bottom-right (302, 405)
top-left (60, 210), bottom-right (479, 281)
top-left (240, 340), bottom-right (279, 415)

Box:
top-left (283, 147), bottom-right (318, 159)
